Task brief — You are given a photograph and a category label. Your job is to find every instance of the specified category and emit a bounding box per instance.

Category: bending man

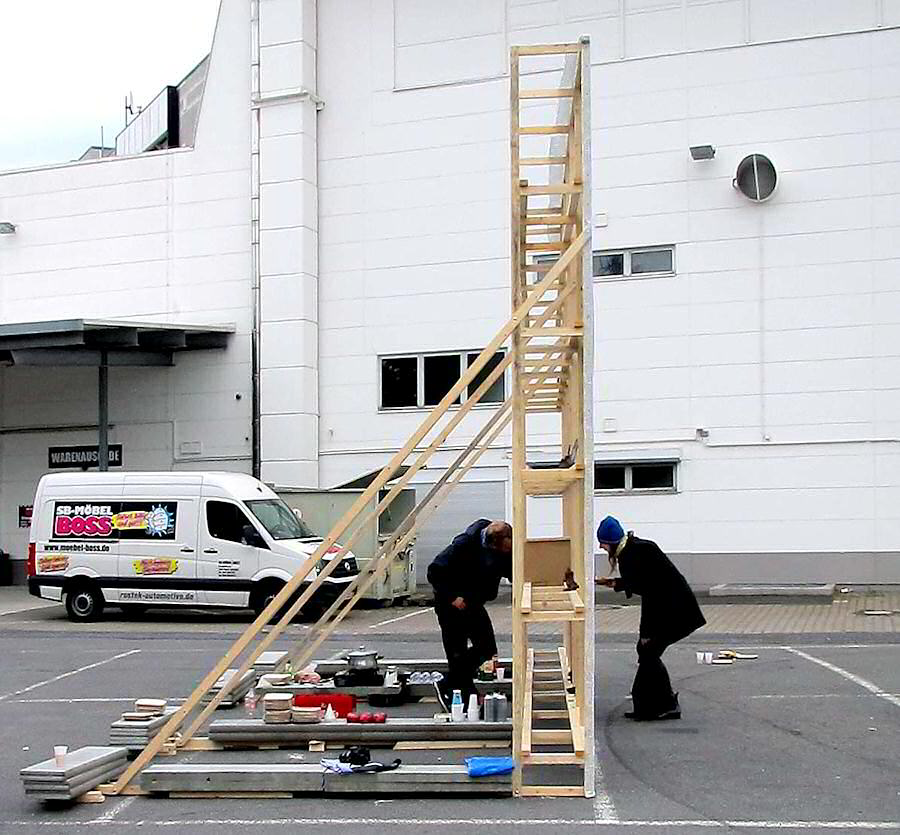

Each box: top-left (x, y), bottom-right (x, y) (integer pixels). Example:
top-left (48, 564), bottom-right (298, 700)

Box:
top-left (596, 516), bottom-right (705, 721)
top-left (427, 519), bottom-right (512, 708)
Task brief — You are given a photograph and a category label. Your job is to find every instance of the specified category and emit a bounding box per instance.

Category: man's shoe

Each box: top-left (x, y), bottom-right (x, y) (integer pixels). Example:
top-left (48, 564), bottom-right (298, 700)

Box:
top-left (624, 707), bottom-right (681, 721)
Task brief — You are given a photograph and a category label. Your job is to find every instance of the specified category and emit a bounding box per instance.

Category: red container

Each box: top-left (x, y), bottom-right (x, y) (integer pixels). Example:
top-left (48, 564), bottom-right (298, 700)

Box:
top-left (292, 693), bottom-right (357, 718)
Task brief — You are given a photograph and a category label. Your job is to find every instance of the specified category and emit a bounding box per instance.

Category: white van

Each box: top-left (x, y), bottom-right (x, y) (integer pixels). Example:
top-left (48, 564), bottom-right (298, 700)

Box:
top-left (26, 471), bottom-right (359, 622)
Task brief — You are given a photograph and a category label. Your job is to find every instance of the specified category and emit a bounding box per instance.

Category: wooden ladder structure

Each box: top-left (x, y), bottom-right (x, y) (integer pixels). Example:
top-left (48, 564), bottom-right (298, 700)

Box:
top-left (100, 38), bottom-right (593, 800)
top-left (511, 39), bottom-right (594, 798)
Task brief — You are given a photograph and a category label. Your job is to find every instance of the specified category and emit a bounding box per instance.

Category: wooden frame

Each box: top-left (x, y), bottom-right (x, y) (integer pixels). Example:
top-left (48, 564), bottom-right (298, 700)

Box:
top-left (100, 37), bottom-right (594, 803)
top-left (510, 39), bottom-right (594, 799)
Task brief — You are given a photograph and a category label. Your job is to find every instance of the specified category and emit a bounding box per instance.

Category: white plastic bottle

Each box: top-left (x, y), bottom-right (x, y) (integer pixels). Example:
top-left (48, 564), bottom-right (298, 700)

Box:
top-left (450, 689), bottom-right (464, 722)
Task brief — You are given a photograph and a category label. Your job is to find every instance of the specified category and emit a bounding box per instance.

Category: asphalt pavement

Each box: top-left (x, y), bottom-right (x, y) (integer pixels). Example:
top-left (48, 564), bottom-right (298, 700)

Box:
top-left (0, 590), bottom-right (898, 833)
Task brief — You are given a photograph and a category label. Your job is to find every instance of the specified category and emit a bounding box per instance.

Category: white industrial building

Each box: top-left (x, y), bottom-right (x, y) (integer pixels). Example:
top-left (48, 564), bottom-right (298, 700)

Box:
top-left (1, 0), bottom-right (898, 587)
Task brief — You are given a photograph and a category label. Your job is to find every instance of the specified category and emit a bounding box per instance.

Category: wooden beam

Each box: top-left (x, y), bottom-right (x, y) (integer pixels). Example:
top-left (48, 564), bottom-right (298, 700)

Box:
top-left (519, 88), bottom-right (575, 98)
top-left (516, 43), bottom-right (584, 55)
top-left (522, 649), bottom-right (534, 755)
top-left (524, 214), bottom-right (575, 224)
top-left (520, 785), bottom-right (585, 797)
top-left (522, 183), bottom-right (582, 194)
top-left (520, 158), bottom-right (569, 167)
top-left (518, 125), bottom-right (572, 135)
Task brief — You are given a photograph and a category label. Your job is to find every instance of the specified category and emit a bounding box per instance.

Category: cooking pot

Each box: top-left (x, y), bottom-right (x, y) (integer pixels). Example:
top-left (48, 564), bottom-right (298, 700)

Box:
top-left (345, 646), bottom-right (380, 670)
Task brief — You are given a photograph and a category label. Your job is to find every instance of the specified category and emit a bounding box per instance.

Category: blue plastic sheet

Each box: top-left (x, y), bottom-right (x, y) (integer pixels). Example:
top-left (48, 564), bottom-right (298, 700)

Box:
top-left (465, 756), bottom-right (514, 777)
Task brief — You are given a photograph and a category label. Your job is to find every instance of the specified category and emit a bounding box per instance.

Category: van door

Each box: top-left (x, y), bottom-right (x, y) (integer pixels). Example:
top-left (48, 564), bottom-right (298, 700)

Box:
top-left (198, 499), bottom-right (263, 608)
top-left (116, 499), bottom-right (199, 608)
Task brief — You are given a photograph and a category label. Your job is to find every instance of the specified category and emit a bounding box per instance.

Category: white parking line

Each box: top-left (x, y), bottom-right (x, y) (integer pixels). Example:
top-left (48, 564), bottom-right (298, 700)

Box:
top-left (369, 608), bottom-right (434, 629)
top-left (782, 647), bottom-right (900, 709)
top-left (10, 696), bottom-right (187, 704)
top-left (0, 649), bottom-right (141, 702)
top-left (1, 816), bottom-right (899, 829)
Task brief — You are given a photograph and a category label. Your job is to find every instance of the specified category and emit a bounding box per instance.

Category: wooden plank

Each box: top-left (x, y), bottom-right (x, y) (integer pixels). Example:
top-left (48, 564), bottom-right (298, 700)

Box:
top-left (522, 183), bottom-right (582, 194)
top-left (533, 709), bottom-right (569, 720)
top-left (524, 214), bottom-right (575, 224)
top-left (75, 790), bottom-right (106, 804)
top-left (523, 611), bottom-right (584, 623)
top-left (521, 752), bottom-right (583, 765)
top-left (520, 158), bottom-right (569, 167)
top-left (560, 646), bottom-right (584, 755)
top-left (522, 327), bottom-right (582, 338)
top-left (525, 242), bottom-right (564, 251)
top-left (517, 43), bottom-right (584, 55)
top-left (521, 582), bottom-right (532, 613)
top-left (179, 738), bottom-right (222, 752)
top-left (520, 785), bottom-right (585, 797)
top-left (531, 730), bottom-right (574, 745)
top-left (98, 783), bottom-right (147, 796)
top-left (522, 467), bottom-right (584, 494)
top-left (521, 649), bottom-right (534, 755)
top-left (519, 88), bottom-right (575, 98)
top-left (519, 125), bottom-right (572, 135)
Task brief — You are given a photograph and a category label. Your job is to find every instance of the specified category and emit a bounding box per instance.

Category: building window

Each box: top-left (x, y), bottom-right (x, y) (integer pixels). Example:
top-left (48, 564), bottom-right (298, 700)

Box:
top-left (593, 461), bottom-right (677, 494)
top-left (533, 245), bottom-right (674, 280)
top-left (380, 350), bottom-right (506, 410)
top-left (381, 356), bottom-right (418, 408)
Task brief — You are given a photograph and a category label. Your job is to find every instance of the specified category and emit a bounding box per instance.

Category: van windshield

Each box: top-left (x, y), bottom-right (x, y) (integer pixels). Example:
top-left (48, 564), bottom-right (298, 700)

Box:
top-left (246, 499), bottom-right (317, 540)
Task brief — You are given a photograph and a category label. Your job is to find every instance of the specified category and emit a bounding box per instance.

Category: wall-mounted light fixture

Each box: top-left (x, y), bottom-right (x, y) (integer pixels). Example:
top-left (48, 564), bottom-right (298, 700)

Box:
top-left (0, 222), bottom-right (16, 234)
top-left (689, 145), bottom-right (716, 161)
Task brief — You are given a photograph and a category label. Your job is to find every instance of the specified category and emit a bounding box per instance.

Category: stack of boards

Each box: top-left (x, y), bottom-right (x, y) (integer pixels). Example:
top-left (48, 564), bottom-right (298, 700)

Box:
top-left (254, 651), bottom-right (289, 675)
top-left (201, 669), bottom-right (255, 708)
top-left (21, 746), bottom-right (127, 801)
top-left (263, 692), bottom-right (293, 723)
top-left (109, 700), bottom-right (178, 753)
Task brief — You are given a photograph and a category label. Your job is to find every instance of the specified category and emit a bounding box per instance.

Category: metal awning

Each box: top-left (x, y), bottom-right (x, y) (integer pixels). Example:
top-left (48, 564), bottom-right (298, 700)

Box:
top-left (0, 318), bottom-right (234, 472)
top-left (0, 318), bottom-right (234, 367)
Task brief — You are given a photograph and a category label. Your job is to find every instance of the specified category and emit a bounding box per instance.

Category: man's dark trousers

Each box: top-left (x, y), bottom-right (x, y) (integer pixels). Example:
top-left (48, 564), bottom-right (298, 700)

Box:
top-left (631, 638), bottom-right (678, 717)
top-left (435, 601), bottom-right (497, 702)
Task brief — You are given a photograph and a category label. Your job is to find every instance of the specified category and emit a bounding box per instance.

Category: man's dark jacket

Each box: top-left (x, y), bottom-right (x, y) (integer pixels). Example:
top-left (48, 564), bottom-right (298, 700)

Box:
top-left (613, 534), bottom-right (705, 644)
top-left (428, 519), bottom-right (512, 607)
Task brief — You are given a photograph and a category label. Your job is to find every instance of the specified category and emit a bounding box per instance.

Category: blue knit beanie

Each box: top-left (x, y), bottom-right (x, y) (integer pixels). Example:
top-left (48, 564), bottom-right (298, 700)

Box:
top-left (596, 516), bottom-right (624, 544)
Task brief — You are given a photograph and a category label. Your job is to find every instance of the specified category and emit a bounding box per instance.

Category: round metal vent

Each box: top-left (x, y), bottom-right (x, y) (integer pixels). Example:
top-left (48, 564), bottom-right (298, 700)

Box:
top-left (734, 154), bottom-right (777, 202)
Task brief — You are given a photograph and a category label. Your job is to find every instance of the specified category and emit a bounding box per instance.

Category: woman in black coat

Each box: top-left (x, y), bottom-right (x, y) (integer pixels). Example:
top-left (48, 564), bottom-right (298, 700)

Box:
top-left (595, 516), bottom-right (706, 720)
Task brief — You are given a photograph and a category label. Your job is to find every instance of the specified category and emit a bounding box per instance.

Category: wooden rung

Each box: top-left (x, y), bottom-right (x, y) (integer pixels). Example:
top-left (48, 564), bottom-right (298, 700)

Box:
top-left (520, 158), bottom-right (570, 167)
top-left (534, 691), bottom-right (568, 701)
top-left (521, 752), bottom-right (583, 765)
top-left (525, 242), bottom-right (564, 252)
top-left (519, 125), bottom-right (572, 135)
top-left (533, 709), bottom-right (569, 720)
top-left (523, 611), bottom-right (584, 623)
top-left (531, 730), bottom-right (574, 744)
top-left (522, 184), bottom-right (582, 194)
top-left (516, 43), bottom-right (584, 56)
top-left (519, 88), bottom-right (576, 99)
top-left (524, 215), bottom-right (575, 225)
top-left (520, 785), bottom-right (585, 797)
top-left (521, 581), bottom-right (533, 614)
top-left (522, 466), bottom-right (583, 495)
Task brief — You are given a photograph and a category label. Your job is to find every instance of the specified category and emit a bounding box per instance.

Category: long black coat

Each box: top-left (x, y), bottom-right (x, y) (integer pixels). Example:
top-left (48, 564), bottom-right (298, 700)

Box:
top-left (612, 534), bottom-right (706, 644)
top-left (428, 519), bottom-right (512, 607)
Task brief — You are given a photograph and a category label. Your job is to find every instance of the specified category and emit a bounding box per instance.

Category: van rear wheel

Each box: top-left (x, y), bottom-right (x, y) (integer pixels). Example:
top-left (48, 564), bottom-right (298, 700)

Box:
top-left (65, 582), bottom-right (104, 622)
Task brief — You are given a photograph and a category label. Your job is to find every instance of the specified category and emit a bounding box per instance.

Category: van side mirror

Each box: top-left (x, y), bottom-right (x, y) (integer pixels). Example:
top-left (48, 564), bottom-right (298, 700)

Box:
top-left (242, 525), bottom-right (267, 549)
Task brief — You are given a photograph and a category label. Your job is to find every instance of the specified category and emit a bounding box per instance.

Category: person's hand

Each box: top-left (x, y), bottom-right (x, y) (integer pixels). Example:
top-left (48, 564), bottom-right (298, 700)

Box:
top-left (595, 577), bottom-right (615, 587)
top-left (451, 596), bottom-right (466, 610)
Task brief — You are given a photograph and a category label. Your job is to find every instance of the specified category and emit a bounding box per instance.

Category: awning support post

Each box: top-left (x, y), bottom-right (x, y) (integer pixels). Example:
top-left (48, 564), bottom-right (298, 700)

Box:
top-left (98, 349), bottom-right (109, 472)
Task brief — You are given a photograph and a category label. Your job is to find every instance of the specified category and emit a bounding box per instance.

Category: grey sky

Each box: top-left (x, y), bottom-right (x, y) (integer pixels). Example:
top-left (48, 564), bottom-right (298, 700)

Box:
top-left (0, 0), bottom-right (220, 172)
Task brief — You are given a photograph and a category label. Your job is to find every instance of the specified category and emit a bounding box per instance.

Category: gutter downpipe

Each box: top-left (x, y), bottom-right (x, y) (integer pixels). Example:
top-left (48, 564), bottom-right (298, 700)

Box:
top-left (249, 0), bottom-right (262, 479)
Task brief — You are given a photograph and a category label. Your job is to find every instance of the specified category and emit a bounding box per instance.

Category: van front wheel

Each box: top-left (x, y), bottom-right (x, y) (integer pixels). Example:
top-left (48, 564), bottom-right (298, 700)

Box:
top-left (251, 579), bottom-right (287, 619)
top-left (65, 582), bottom-right (104, 622)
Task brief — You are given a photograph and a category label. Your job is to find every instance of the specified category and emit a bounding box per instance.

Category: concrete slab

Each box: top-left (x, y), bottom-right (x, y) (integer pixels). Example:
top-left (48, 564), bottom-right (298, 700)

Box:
top-left (141, 762), bottom-right (512, 795)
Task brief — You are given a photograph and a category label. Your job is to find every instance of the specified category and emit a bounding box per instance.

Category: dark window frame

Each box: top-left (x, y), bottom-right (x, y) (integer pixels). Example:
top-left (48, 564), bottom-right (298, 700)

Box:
top-left (379, 349), bottom-right (507, 411)
top-left (593, 460), bottom-right (678, 494)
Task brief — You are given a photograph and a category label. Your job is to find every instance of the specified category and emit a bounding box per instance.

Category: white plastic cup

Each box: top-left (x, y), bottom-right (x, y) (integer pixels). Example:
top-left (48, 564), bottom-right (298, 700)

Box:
top-left (496, 666), bottom-right (505, 681)
top-left (704, 652), bottom-right (713, 665)
top-left (53, 746), bottom-right (67, 767)
top-left (696, 651), bottom-right (704, 664)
